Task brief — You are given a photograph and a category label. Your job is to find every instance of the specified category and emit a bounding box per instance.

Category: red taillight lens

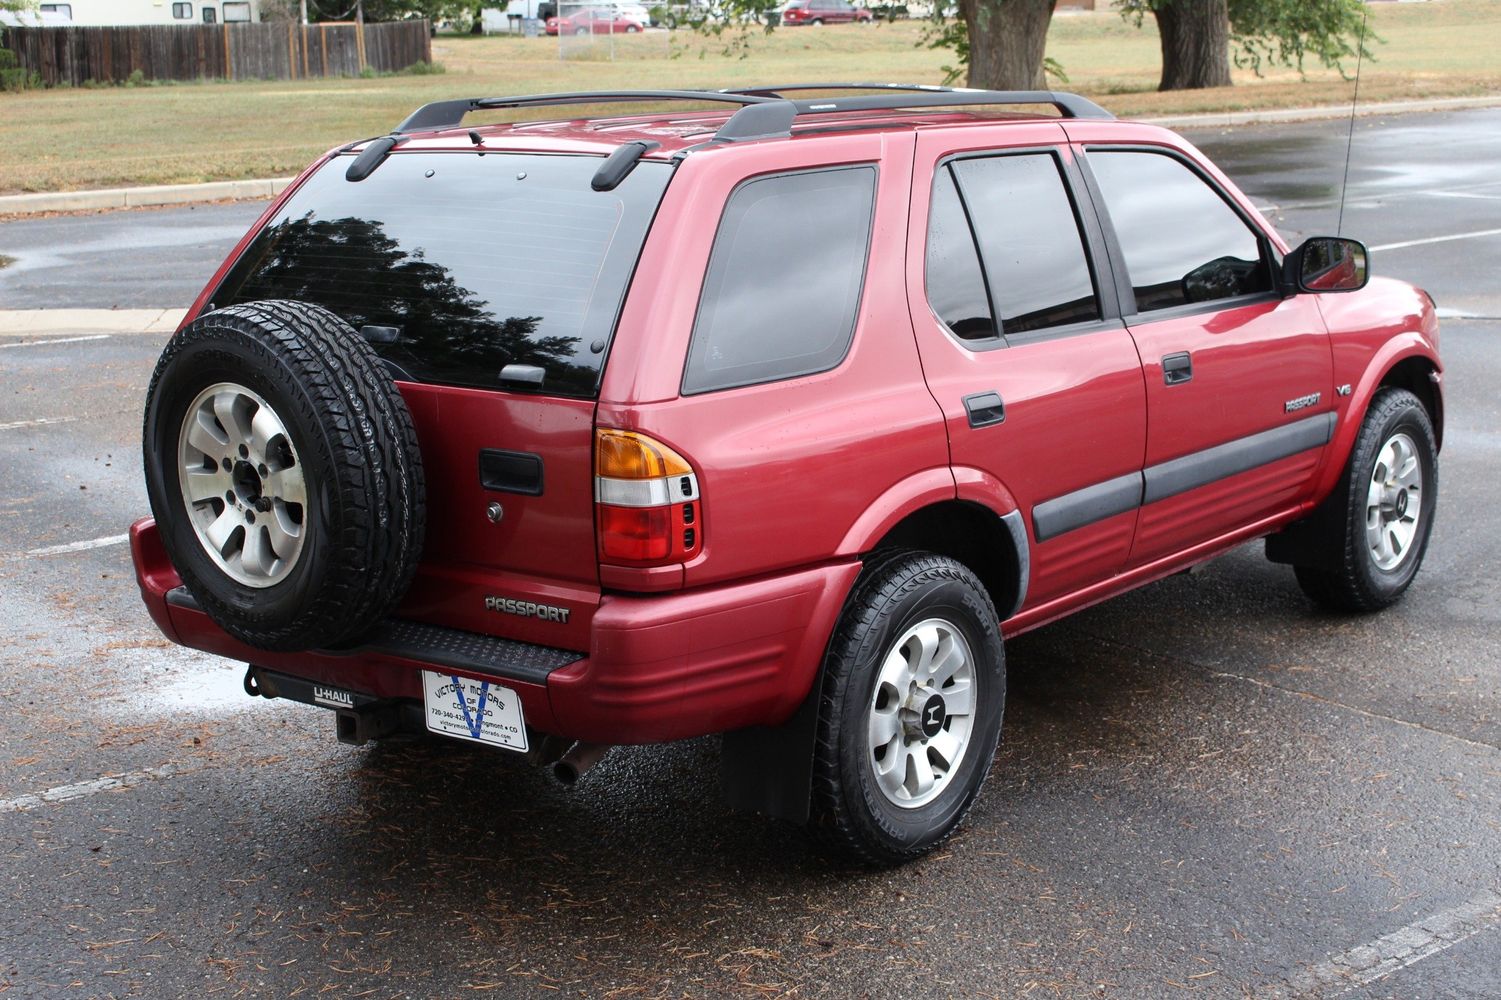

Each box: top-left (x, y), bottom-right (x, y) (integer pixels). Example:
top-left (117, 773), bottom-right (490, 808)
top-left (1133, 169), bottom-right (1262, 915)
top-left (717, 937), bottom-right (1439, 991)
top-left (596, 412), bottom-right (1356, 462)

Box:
top-left (595, 429), bottom-right (703, 566)
top-left (599, 506), bottom-right (671, 561)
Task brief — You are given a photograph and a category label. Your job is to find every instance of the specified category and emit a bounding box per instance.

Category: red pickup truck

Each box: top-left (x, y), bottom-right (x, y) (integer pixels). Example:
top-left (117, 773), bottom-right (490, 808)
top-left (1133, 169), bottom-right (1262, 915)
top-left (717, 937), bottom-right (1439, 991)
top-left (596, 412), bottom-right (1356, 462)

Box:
top-left (132, 85), bottom-right (1442, 864)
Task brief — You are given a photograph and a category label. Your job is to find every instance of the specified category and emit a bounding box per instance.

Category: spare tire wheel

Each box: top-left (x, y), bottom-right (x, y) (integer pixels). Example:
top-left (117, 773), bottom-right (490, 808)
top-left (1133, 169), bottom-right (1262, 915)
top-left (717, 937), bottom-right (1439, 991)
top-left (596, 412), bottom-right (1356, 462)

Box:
top-left (142, 300), bottom-right (425, 651)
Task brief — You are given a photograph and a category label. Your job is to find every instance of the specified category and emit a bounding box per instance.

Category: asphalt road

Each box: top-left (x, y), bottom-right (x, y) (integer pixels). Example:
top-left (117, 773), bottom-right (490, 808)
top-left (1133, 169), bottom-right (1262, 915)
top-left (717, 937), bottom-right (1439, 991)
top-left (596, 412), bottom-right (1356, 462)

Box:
top-left (1, 108), bottom-right (1499, 999)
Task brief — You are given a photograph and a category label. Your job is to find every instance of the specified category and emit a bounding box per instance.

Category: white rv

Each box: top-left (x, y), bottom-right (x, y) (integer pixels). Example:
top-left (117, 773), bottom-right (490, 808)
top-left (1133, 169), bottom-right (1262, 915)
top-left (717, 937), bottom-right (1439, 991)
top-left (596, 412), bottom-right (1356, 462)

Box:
top-left (28, 0), bottom-right (264, 25)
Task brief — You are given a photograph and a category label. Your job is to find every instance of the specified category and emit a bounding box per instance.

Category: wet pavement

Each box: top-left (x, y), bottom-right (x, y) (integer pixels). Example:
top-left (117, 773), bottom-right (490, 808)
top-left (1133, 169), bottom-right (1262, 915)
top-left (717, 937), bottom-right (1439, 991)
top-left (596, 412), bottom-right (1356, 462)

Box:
top-left (1, 108), bottom-right (1499, 998)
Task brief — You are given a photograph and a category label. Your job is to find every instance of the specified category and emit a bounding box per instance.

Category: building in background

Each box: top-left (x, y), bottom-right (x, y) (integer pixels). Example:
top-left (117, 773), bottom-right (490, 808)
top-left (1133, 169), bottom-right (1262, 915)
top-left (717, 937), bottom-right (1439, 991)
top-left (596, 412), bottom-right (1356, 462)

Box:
top-left (23, 0), bottom-right (264, 25)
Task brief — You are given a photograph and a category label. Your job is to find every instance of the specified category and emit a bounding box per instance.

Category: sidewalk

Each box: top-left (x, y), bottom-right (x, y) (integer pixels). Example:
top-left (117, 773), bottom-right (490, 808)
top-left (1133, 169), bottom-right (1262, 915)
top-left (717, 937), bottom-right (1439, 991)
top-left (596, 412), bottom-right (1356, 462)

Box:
top-left (1, 94), bottom-right (1498, 219)
top-left (0, 308), bottom-right (187, 336)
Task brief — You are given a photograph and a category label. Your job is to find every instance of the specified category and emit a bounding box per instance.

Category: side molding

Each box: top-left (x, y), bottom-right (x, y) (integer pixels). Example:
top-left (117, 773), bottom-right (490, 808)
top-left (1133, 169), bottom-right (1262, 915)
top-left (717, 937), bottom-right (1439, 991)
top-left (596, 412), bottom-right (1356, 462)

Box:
top-left (1143, 412), bottom-right (1335, 504)
top-left (1033, 472), bottom-right (1143, 542)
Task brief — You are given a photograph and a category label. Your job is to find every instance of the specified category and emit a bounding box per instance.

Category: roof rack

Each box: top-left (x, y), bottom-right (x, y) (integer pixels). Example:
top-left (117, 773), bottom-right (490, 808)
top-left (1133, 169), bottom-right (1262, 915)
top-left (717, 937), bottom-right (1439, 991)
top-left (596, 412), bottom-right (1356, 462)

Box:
top-left (394, 90), bottom-right (778, 134)
top-left (391, 84), bottom-right (1114, 141)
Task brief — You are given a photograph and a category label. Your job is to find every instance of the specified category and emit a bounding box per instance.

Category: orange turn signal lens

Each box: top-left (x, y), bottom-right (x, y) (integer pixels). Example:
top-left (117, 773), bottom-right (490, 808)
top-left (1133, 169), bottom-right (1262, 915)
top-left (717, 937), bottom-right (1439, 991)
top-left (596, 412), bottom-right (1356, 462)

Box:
top-left (595, 429), bottom-right (693, 481)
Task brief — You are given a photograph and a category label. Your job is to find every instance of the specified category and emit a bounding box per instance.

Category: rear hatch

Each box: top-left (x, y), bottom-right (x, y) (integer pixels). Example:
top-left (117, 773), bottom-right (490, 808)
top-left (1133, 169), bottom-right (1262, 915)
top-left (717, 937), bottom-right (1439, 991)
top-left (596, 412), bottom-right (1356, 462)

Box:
top-left (208, 147), bottom-right (675, 650)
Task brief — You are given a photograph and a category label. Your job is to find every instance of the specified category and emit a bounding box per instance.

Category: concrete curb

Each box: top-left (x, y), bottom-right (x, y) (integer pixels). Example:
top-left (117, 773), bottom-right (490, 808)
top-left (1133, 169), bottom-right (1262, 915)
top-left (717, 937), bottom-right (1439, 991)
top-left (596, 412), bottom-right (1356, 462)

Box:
top-left (0, 178), bottom-right (294, 217)
top-left (1142, 94), bottom-right (1501, 129)
top-left (0, 94), bottom-right (1496, 219)
top-left (0, 308), bottom-right (187, 336)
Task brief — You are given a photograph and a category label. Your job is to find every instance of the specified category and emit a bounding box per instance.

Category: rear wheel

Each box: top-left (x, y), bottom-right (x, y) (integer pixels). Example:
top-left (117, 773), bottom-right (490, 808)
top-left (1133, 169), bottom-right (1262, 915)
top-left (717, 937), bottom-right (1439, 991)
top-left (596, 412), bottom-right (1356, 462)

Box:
top-left (1294, 388), bottom-right (1437, 611)
top-left (809, 552), bottom-right (1005, 865)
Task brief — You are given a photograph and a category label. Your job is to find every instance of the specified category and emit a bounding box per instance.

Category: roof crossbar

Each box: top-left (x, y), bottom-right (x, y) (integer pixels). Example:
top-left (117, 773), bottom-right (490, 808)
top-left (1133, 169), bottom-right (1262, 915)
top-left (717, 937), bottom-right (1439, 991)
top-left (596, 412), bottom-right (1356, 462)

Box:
top-left (394, 90), bottom-right (779, 134)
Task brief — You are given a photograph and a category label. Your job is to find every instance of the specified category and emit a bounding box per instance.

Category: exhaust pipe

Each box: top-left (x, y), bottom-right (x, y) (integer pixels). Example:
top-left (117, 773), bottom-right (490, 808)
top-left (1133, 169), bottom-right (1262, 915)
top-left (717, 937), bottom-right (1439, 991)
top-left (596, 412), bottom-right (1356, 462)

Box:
top-left (553, 742), bottom-right (612, 786)
top-left (523, 733), bottom-right (574, 768)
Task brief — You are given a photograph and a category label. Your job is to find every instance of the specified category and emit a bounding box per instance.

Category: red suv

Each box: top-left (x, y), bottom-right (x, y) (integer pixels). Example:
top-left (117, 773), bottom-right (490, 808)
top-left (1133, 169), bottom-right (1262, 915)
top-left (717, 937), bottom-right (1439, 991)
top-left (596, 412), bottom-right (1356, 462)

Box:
top-left (782, 0), bottom-right (872, 24)
top-left (133, 85), bottom-right (1442, 865)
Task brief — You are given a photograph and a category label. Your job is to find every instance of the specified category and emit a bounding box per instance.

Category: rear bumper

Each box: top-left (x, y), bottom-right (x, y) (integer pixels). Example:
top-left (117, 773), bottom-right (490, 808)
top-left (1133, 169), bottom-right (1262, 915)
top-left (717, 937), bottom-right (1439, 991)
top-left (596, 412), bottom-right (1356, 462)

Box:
top-left (130, 518), bottom-right (858, 744)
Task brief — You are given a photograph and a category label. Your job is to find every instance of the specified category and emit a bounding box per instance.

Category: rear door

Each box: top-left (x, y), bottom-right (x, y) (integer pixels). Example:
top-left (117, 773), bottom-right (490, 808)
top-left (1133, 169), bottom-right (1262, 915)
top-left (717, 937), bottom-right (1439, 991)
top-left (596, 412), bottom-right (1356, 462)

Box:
top-left (1073, 143), bottom-right (1335, 566)
top-left (211, 148), bottom-right (675, 649)
top-left (908, 124), bottom-right (1148, 612)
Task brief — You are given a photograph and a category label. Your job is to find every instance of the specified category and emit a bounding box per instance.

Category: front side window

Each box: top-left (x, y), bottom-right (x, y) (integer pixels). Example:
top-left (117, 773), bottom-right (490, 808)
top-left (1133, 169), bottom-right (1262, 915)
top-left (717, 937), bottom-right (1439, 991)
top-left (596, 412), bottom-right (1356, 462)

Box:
top-left (40, 2), bottom-right (72, 15)
top-left (1088, 149), bottom-right (1272, 312)
top-left (172, 3), bottom-right (192, 18)
top-left (223, 1), bottom-right (252, 21)
top-left (683, 166), bottom-right (876, 395)
top-left (950, 152), bottom-right (1101, 337)
top-left (214, 152), bottom-right (672, 398)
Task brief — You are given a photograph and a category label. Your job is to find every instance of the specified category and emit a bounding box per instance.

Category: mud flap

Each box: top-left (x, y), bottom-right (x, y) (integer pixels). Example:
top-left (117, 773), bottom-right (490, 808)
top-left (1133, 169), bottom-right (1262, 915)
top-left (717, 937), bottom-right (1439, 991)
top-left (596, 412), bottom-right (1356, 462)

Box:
top-left (719, 685), bottom-right (820, 824)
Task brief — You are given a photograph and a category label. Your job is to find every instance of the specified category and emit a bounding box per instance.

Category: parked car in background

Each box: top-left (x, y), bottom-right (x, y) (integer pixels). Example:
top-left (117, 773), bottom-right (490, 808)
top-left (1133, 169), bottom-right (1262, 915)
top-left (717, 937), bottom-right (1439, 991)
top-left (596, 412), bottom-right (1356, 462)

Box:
top-left (782, 0), bottom-right (871, 25)
top-left (546, 6), bottom-right (644, 33)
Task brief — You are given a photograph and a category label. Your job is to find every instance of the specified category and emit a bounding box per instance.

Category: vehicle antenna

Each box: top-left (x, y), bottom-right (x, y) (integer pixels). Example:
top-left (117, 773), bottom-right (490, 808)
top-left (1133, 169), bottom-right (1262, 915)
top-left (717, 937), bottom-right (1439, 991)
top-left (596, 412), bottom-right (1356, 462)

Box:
top-left (1336, 4), bottom-right (1370, 237)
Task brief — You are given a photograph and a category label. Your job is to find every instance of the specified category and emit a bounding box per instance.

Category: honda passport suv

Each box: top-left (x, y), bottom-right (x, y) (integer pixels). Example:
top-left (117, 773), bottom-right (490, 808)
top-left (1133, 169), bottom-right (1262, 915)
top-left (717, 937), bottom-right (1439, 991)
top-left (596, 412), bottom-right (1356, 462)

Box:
top-left (132, 84), bottom-right (1443, 865)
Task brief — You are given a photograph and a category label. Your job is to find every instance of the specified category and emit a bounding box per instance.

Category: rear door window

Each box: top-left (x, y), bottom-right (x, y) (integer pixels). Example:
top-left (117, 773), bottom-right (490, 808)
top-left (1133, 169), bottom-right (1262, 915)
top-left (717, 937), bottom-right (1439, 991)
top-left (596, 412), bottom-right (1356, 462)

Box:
top-left (682, 166), bottom-right (876, 395)
top-left (925, 167), bottom-right (996, 342)
top-left (949, 152), bottom-right (1102, 338)
top-left (213, 151), bottom-right (672, 398)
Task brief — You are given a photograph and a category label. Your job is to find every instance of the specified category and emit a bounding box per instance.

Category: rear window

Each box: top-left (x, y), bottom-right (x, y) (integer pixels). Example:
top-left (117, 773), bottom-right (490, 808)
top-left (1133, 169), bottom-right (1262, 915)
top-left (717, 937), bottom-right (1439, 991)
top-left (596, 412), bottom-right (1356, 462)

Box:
top-left (213, 151), bottom-right (672, 398)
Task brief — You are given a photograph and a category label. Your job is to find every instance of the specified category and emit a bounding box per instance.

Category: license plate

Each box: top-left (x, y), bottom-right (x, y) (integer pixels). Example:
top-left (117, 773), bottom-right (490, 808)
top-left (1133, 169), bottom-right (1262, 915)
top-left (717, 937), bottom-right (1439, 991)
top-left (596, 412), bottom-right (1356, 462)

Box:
top-left (421, 671), bottom-right (528, 752)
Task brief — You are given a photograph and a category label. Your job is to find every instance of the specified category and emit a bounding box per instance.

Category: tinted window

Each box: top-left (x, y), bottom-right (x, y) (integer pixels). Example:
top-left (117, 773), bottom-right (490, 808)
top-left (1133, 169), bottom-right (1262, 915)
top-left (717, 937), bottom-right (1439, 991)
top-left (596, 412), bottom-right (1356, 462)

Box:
top-left (951, 153), bottom-right (1100, 336)
top-left (1089, 150), bottom-right (1272, 311)
top-left (214, 152), bottom-right (671, 398)
top-left (925, 167), bottom-right (995, 341)
top-left (683, 166), bottom-right (875, 395)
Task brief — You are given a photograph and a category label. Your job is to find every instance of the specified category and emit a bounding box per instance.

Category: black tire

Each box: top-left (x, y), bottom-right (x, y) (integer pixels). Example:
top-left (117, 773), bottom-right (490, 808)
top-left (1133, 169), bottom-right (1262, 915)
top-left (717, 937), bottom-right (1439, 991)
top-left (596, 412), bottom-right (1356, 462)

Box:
top-left (1295, 387), bottom-right (1437, 612)
top-left (809, 552), bottom-right (1005, 865)
top-left (143, 300), bottom-right (425, 651)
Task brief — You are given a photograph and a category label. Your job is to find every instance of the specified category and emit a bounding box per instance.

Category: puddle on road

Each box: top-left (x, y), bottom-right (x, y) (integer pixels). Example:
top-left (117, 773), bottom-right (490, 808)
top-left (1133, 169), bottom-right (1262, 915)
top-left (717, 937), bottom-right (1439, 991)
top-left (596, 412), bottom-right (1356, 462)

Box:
top-left (95, 647), bottom-right (255, 719)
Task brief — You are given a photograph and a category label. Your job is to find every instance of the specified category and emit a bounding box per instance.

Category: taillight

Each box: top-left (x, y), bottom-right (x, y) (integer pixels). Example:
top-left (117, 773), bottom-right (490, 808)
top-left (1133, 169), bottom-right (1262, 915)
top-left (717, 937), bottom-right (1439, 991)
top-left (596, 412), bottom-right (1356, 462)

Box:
top-left (594, 429), bottom-right (703, 565)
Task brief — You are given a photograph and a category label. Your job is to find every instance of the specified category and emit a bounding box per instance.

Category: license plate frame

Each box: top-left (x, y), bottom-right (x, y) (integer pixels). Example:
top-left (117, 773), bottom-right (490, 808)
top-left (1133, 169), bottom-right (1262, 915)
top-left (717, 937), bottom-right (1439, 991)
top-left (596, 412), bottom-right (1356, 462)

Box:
top-left (421, 671), bottom-right (529, 752)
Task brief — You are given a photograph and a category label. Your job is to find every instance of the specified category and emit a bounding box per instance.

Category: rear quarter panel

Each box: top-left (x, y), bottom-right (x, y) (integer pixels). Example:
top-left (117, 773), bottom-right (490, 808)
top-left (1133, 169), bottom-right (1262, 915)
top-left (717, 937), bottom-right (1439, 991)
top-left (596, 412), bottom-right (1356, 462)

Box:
top-left (598, 130), bottom-right (954, 589)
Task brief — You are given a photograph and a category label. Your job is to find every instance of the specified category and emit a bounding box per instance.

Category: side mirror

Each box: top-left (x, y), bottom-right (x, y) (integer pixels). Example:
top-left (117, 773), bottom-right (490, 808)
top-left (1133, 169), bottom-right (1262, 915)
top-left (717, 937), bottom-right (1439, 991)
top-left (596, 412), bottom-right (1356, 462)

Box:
top-left (1288, 236), bottom-right (1369, 293)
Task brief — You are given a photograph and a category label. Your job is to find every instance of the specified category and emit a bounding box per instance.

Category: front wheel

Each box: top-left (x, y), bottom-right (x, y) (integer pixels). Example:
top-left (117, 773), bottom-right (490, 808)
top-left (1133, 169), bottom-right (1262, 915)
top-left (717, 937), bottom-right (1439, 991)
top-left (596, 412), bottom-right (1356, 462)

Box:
top-left (809, 552), bottom-right (1005, 865)
top-left (1295, 387), bottom-right (1438, 611)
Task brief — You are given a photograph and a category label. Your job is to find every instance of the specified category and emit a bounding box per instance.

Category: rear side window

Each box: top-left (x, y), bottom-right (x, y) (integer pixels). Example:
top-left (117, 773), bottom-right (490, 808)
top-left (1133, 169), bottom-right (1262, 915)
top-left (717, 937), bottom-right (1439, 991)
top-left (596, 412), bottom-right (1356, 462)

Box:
top-left (950, 153), bottom-right (1101, 337)
top-left (683, 166), bottom-right (876, 395)
top-left (214, 152), bottom-right (671, 398)
top-left (1087, 149), bottom-right (1272, 312)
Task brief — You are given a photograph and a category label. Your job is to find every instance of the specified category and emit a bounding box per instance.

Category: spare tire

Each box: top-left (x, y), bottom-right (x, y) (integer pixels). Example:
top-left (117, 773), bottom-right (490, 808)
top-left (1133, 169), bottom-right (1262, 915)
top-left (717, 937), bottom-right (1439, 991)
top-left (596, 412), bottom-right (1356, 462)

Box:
top-left (142, 300), bottom-right (425, 651)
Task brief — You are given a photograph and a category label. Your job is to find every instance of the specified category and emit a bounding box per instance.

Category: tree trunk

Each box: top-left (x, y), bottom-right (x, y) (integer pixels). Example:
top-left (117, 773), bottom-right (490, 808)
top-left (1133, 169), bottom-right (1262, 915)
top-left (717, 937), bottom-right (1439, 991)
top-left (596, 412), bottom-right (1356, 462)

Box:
top-left (962, 0), bottom-right (1057, 91)
top-left (1153, 0), bottom-right (1232, 91)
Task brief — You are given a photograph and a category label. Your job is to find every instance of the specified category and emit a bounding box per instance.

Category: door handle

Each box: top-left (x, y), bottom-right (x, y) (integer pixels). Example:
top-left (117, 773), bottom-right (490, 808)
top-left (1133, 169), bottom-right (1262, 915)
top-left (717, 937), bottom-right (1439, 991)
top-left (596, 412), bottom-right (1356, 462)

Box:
top-left (1162, 352), bottom-right (1193, 385)
top-left (963, 391), bottom-right (1006, 429)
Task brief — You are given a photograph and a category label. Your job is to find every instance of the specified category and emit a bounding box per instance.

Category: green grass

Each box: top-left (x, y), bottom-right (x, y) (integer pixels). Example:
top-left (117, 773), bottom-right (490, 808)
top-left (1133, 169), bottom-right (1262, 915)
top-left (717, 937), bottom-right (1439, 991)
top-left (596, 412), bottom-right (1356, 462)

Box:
top-left (1, 0), bottom-right (1498, 194)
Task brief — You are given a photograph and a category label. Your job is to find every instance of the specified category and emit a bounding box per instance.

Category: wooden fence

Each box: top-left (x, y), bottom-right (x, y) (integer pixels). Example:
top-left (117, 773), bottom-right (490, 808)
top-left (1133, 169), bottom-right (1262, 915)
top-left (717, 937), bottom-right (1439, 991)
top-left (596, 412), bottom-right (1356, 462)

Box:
top-left (1, 20), bottom-right (432, 87)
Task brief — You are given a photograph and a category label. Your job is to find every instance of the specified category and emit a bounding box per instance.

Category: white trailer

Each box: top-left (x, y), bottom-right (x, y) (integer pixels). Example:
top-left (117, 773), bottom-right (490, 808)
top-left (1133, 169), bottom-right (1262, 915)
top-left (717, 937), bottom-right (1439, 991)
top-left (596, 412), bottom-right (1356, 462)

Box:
top-left (32, 0), bottom-right (264, 26)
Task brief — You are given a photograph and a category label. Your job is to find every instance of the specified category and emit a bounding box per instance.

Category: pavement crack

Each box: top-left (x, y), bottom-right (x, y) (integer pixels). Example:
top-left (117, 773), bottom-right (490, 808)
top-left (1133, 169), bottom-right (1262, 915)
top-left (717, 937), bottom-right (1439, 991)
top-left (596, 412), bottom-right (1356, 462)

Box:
top-left (1078, 632), bottom-right (1501, 755)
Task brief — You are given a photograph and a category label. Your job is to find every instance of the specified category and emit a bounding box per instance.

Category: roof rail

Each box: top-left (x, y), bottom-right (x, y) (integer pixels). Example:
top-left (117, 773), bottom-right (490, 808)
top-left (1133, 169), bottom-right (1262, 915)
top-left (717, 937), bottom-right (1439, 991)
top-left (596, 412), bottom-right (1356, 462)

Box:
top-left (389, 85), bottom-right (1114, 141)
top-left (394, 90), bottom-right (778, 134)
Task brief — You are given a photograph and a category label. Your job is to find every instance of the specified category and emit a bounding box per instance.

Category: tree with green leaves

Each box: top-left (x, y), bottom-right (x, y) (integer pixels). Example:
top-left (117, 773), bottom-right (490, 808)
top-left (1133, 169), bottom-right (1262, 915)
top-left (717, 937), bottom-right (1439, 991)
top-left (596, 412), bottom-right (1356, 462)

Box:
top-left (1119, 0), bottom-right (1374, 91)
